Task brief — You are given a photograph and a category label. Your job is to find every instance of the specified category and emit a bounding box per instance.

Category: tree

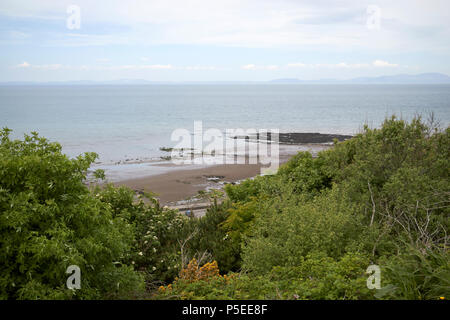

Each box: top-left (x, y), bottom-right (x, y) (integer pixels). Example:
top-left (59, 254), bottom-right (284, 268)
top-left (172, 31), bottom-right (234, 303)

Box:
top-left (0, 129), bottom-right (144, 299)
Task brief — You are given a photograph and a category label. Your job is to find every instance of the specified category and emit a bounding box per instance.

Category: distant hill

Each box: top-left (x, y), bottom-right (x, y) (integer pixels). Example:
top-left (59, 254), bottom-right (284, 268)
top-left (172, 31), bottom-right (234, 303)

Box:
top-left (0, 79), bottom-right (252, 85)
top-left (2, 73), bottom-right (450, 85)
top-left (271, 73), bottom-right (450, 84)
top-left (0, 79), bottom-right (164, 86)
top-left (349, 73), bottom-right (450, 84)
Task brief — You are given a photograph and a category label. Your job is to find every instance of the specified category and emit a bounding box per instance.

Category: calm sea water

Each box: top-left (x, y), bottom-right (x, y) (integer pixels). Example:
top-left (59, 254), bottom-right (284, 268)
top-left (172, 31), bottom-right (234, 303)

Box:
top-left (1, 84), bottom-right (449, 179)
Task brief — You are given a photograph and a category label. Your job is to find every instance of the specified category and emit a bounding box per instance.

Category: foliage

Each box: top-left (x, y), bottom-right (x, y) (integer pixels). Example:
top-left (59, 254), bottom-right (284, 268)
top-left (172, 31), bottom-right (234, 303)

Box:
top-left (319, 116), bottom-right (449, 247)
top-left (377, 245), bottom-right (450, 300)
top-left (241, 188), bottom-right (366, 275)
top-left (178, 258), bottom-right (221, 283)
top-left (155, 252), bottom-right (374, 300)
top-left (277, 152), bottom-right (331, 196)
top-left (219, 116), bottom-right (449, 300)
top-left (93, 184), bottom-right (189, 286)
top-left (0, 129), bottom-right (144, 299)
top-left (179, 201), bottom-right (242, 274)
top-left (2, 115), bottom-right (448, 300)
top-left (156, 258), bottom-right (237, 300)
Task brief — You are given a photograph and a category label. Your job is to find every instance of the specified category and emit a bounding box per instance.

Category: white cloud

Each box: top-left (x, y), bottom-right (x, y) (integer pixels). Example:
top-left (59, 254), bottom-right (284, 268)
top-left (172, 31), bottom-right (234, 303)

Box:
top-left (242, 64), bottom-right (279, 70)
top-left (16, 61), bottom-right (64, 70)
top-left (286, 62), bottom-right (357, 68)
top-left (372, 59), bottom-right (398, 67)
top-left (1, 0), bottom-right (448, 51)
top-left (287, 63), bottom-right (307, 68)
top-left (34, 64), bottom-right (63, 70)
top-left (286, 61), bottom-right (401, 69)
top-left (11, 63), bottom-right (223, 72)
top-left (83, 64), bottom-right (174, 70)
top-left (15, 62), bottom-right (70, 70)
top-left (17, 61), bottom-right (30, 68)
top-left (126, 64), bottom-right (173, 70)
top-left (147, 64), bottom-right (173, 69)
top-left (333, 62), bottom-right (370, 68)
top-left (13, 61), bottom-right (402, 73)
top-left (184, 65), bottom-right (217, 71)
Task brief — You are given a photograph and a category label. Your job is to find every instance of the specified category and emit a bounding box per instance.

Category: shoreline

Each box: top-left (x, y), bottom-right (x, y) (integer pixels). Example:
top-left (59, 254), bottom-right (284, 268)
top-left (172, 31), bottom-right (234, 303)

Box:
top-left (116, 163), bottom-right (264, 205)
top-left (108, 133), bottom-right (352, 206)
top-left (114, 142), bottom-right (338, 206)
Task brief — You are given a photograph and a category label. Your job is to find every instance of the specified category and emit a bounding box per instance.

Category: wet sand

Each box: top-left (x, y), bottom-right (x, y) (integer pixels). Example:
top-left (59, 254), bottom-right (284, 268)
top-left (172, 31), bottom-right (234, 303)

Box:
top-left (114, 133), bottom-right (352, 205)
top-left (116, 163), bottom-right (263, 205)
top-left (115, 147), bottom-right (323, 205)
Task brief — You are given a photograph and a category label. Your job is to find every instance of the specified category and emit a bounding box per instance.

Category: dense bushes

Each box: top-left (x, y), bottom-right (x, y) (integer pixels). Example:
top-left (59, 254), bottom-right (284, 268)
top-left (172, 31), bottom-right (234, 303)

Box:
top-left (156, 252), bottom-right (373, 300)
top-left (377, 245), bottom-right (450, 299)
top-left (163, 115), bottom-right (448, 300)
top-left (1, 115), bottom-right (448, 300)
top-left (0, 129), bottom-right (242, 298)
top-left (241, 188), bottom-right (365, 274)
top-left (0, 130), bottom-right (143, 299)
top-left (180, 203), bottom-right (242, 274)
top-left (0, 130), bottom-right (205, 298)
top-left (220, 116), bottom-right (448, 300)
top-left (94, 184), bottom-right (188, 285)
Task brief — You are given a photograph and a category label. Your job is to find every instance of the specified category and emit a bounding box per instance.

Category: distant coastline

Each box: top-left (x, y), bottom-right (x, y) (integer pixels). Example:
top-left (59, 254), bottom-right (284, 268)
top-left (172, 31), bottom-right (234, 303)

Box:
top-left (2, 72), bottom-right (450, 85)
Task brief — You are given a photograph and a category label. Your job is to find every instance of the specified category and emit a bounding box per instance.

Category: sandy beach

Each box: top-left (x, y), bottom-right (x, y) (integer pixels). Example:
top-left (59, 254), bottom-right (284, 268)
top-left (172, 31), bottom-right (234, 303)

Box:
top-left (114, 133), bottom-right (351, 205)
top-left (116, 163), bottom-right (264, 205)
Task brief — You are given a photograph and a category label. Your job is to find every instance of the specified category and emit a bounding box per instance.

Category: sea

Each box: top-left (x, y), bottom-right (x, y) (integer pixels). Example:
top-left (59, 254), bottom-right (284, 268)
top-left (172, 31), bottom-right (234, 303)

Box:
top-left (1, 84), bottom-right (449, 180)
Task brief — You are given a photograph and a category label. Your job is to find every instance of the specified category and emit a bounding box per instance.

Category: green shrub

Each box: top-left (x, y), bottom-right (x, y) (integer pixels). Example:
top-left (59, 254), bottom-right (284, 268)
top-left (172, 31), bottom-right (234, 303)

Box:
top-left (241, 187), bottom-right (365, 274)
top-left (378, 245), bottom-right (450, 300)
top-left (223, 116), bottom-right (448, 300)
top-left (0, 129), bottom-right (144, 299)
top-left (94, 184), bottom-right (190, 286)
top-left (178, 202), bottom-right (242, 274)
top-left (277, 151), bottom-right (331, 196)
top-left (2, 114), bottom-right (448, 300)
top-left (155, 252), bottom-right (373, 300)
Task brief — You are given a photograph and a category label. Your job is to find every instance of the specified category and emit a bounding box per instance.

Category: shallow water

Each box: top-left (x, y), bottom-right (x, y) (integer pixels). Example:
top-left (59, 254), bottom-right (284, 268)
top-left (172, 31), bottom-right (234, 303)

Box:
top-left (1, 84), bottom-right (449, 180)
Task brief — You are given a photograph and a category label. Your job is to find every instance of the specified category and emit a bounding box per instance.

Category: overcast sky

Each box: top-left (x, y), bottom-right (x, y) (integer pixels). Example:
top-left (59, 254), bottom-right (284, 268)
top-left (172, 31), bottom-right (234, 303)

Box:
top-left (1, 0), bottom-right (449, 82)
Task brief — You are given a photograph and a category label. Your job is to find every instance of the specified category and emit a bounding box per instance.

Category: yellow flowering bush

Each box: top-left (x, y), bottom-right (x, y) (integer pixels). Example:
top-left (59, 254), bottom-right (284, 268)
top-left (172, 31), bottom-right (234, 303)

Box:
top-left (155, 258), bottom-right (240, 299)
top-left (177, 259), bottom-right (220, 283)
